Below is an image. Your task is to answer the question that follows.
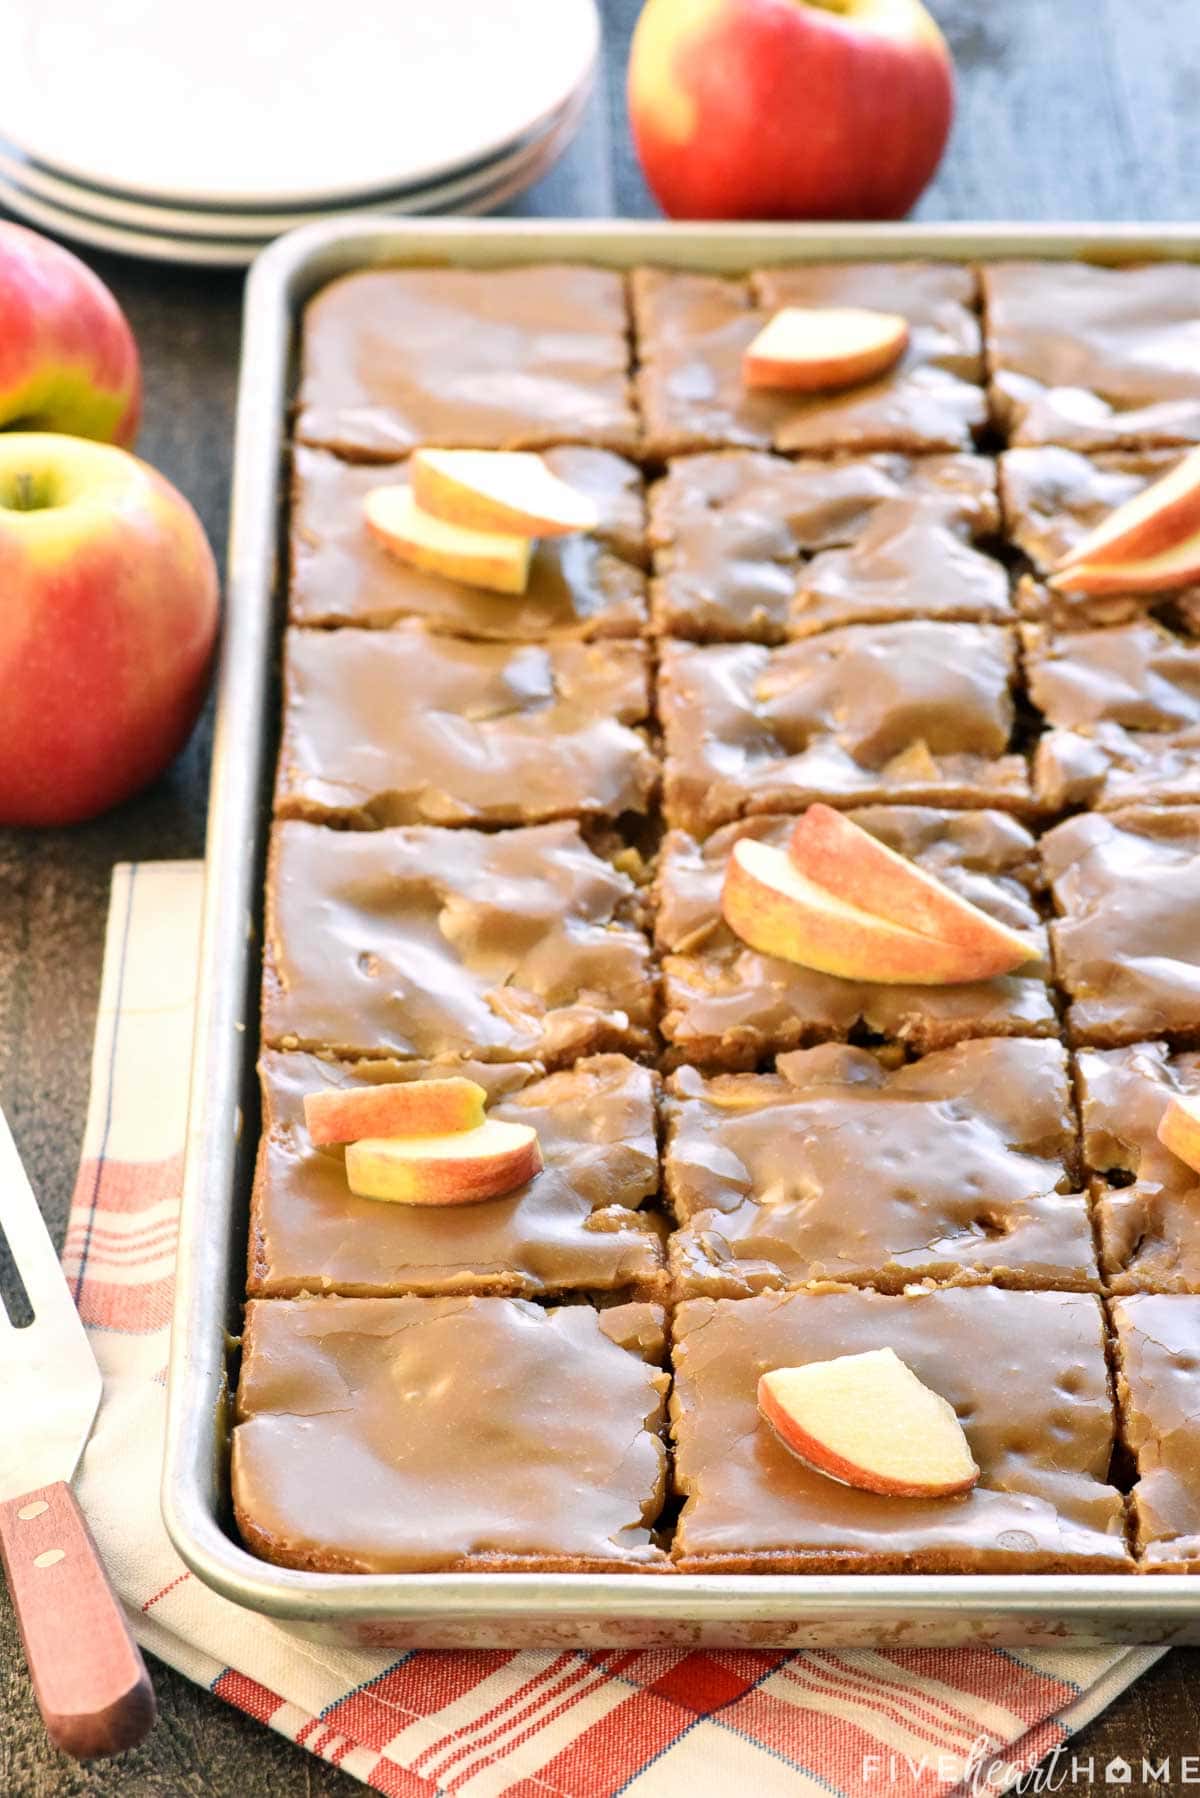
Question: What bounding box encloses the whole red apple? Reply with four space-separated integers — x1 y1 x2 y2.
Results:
0 433 219 826
0 222 141 446
628 0 955 220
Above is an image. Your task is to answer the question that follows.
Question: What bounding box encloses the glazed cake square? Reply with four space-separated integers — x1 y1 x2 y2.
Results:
296 265 638 458
248 1051 666 1299
289 446 649 638
663 1038 1095 1299
632 268 793 460
1042 807 1200 1045
1111 1294 1200 1569
274 625 657 828
232 1296 669 1573
653 808 1054 1067
984 262 1200 450
633 263 984 460
750 261 986 454
670 1286 1129 1572
1024 618 1200 810
1077 1042 1200 1292
262 819 656 1065
648 450 1008 642
660 623 1030 837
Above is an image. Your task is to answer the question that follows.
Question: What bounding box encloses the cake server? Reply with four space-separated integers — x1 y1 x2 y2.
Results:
0 1102 155 1758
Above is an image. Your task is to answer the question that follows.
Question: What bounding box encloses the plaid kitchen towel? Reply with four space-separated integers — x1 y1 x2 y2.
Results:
56 861 1162 1797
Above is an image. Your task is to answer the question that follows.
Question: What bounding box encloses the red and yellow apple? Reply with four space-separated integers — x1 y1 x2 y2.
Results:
720 836 1029 983
788 804 1035 966
411 449 598 538
628 0 954 221
304 1076 487 1147
0 222 141 447
345 1118 543 1205
758 1348 979 1496
1156 1094 1200 1175
364 483 532 594
743 307 909 391
0 433 219 827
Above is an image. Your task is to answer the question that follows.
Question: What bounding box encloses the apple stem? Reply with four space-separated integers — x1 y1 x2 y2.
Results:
4 471 43 513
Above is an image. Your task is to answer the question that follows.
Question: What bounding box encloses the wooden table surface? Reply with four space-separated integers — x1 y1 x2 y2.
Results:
2 1 1199 1789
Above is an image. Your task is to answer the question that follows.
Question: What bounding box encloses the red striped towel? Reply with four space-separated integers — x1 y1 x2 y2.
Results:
60 862 1159 1795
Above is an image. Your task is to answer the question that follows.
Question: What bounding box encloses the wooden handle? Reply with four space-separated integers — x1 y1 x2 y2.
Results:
0 1480 155 1759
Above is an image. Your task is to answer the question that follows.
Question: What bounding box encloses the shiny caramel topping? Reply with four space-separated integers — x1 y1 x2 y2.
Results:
233 1295 670 1573
670 1287 1127 1572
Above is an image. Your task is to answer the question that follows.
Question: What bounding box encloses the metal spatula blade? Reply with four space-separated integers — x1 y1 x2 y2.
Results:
0 1103 155 1759
0 1108 101 1502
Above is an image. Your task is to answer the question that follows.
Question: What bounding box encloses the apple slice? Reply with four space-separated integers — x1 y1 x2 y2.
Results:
344 1117 542 1205
411 449 598 538
1049 524 1200 596
788 804 1035 968
721 837 1028 984
363 485 532 594
304 1076 486 1148
742 306 909 392
758 1349 979 1498
1156 1093 1200 1174
1052 447 1200 574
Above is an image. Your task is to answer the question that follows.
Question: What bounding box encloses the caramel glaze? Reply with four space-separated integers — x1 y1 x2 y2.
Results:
262 819 656 1066
664 1038 1095 1299
649 450 1008 643
653 807 1053 1068
1025 617 1200 810
290 446 648 638
1042 807 1200 1045
275 625 657 828
634 263 984 460
297 265 639 459
670 1287 1129 1572
985 263 1200 450
1111 1295 1200 1568
660 623 1031 837
249 1051 667 1299
232 1296 670 1573
1077 1043 1200 1292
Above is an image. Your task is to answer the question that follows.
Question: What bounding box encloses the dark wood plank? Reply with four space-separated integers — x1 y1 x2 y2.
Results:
4 0 1200 1788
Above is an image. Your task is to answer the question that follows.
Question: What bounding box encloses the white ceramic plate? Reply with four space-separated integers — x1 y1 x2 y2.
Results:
0 0 598 208
0 77 590 239
0 96 586 266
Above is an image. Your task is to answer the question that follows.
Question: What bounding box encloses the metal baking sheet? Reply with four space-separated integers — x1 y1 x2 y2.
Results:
163 217 1200 1647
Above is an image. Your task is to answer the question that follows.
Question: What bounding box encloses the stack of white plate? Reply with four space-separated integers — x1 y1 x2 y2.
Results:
0 0 598 266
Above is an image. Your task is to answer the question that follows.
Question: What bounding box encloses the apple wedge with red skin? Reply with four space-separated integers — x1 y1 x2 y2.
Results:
364 485 532 595
788 804 1035 967
411 449 598 538
721 836 1031 984
1052 447 1200 574
1156 1094 1200 1175
304 1076 487 1148
742 307 909 393
758 1348 979 1498
345 1118 543 1206
1049 528 1200 597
